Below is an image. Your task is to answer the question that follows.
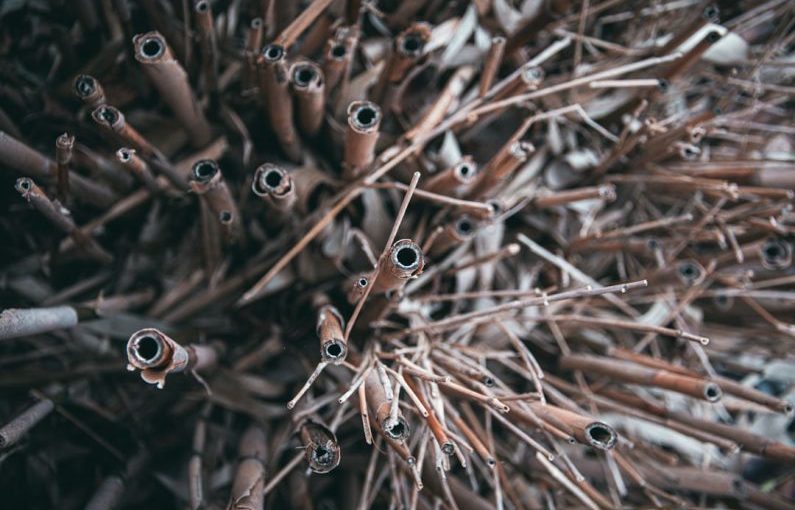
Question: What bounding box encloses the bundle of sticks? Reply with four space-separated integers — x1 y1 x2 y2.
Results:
0 0 794 508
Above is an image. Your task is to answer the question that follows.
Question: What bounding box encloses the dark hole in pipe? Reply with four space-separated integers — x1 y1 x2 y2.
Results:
678 262 700 281
141 38 164 59
265 169 283 188
396 247 418 268
264 44 284 61
386 419 407 439
331 45 346 58
457 218 474 236
401 34 423 54
441 442 455 455
325 342 344 359
354 106 378 128
16 178 32 192
219 211 233 223
703 5 719 21
119 149 132 161
136 336 160 361
99 107 118 124
193 161 217 181
75 75 95 96
195 0 209 12
704 384 721 401
251 18 262 28
458 164 471 177
657 79 670 92
295 66 316 86
706 30 722 43
763 241 785 261
313 444 332 465
358 278 368 287
586 424 615 448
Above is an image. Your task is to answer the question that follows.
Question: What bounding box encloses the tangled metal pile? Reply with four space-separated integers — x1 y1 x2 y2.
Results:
1 0 794 508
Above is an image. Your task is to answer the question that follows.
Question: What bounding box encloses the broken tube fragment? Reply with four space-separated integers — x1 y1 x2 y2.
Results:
190 159 242 244
126 328 219 388
313 295 347 363
134 31 212 148
343 101 381 180
298 419 341 474
367 239 424 295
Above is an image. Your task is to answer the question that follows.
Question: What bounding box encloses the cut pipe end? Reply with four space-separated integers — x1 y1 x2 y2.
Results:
455 216 476 239
74 74 98 98
252 163 291 196
262 43 285 62
384 416 410 441
92 105 121 127
390 240 423 275
127 328 168 369
116 148 134 162
192 159 219 183
308 440 341 473
348 101 381 132
676 260 704 286
291 62 322 89
136 33 166 60
194 0 210 13
703 382 723 402
330 44 346 59
454 159 477 183
321 340 347 363
760 237 792 270
15 177 33 194
585 422 617 450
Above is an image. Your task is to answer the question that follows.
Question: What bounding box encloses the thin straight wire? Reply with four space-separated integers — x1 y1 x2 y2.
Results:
287 361 328 409
517 233 640 317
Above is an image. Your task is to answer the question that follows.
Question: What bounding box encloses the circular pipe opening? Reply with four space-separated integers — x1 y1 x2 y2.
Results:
135 335 161 363
219 211 233 223
331 45 346 58
703 383 722 402
195 0 209 12
400 33 423 55
118 149 132 162
251 18 262 29
351 103 380 130
15 178 32 193
263 44 284 61
456 217 474 237
706 30 722 43
385 417 409 440
312 444 333 465
585 423 616 449
703 5 719 22
358 277 368 287
293 65 316 87
74 75 96 97
441 442 455 455
97 106 118 125
193 160 218 182
324 341 346 360
140 38 164 59
265 169 283 188
395 246 419 269
677 261 701 284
